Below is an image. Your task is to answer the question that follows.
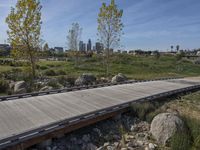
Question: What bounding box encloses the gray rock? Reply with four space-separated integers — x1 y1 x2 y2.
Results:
136 140 144 146
37 139 52 149
87 143 97 150
97 146 104 150
14 81 27 94
111 73 127 83
104 142 110 147
99 77 109 83
107 145 116 150
9 80 15 89
75 73 96 86
150 113 184 145
46 147 51 150
52 146 57 150
148 143 156 150
82 134 91 143
113 142 119 148
39 86 53 92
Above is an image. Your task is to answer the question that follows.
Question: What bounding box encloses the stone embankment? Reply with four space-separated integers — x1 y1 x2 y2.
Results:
29 111 184 150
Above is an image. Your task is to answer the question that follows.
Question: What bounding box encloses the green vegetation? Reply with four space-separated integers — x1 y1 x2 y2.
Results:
130 91 200 150
131 102 158 122
170 130 191 150
0 80 9 94
6 0 42 78
0 54 200 80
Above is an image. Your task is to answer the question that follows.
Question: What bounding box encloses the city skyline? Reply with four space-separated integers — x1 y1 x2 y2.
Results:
0 0 200 51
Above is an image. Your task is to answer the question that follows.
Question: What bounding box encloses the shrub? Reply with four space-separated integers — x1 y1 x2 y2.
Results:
131 102 157 121
0 80 9 93
170 130 191 150
57 76 75 86
183 117 200 149
170 116 200 150
57 69 66 75
44 69 56 76
40 65 48 70
47 79 62 89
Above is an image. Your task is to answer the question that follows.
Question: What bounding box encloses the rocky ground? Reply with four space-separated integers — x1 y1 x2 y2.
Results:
6 73 128 95
30 113 159 150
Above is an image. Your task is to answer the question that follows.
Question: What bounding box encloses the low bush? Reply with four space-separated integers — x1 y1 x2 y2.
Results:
169 116 200 150
170 130 191 150
130 101 164 123
57 75 76 86
131 102 157 121
44 69 56 76
57 69 66 75
183 117 200 149
39 65 48 70
41 65 48 70
0 80 9 93
47 79 62 89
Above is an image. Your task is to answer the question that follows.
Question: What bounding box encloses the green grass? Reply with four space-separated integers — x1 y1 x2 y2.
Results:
1 54 200 80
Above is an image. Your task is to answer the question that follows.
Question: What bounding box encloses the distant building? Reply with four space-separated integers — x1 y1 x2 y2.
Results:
197 51 200 56
95 42 104 54
79 41 84 51
54 47 64 53
83 43 86 51
87 39 92 51
117 50 121 53
0 44 11 56
92 46 96 51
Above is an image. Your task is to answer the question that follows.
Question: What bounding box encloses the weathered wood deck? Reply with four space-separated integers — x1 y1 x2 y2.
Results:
0 77 200 149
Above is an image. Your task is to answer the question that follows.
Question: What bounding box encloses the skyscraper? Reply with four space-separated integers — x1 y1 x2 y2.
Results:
87 39 92 51
83 43 86 51
79 41 84 51
95 42 104 54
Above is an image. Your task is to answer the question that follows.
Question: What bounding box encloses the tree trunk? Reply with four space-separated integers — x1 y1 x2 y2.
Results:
105 48 110 77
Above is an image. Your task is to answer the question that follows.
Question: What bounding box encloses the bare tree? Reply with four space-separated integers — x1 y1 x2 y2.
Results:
67 23 82 66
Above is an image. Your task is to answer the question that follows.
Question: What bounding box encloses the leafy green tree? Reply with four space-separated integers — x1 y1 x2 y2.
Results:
97 0 123 76
6 0 42 79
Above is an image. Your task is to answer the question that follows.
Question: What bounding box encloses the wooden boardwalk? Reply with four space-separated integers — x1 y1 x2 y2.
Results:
0 77 200 148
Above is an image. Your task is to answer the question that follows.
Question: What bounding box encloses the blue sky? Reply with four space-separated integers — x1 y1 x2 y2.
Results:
0 0 200 51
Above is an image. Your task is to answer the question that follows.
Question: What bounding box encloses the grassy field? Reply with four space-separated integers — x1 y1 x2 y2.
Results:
1 54 200 80
37 54 200 79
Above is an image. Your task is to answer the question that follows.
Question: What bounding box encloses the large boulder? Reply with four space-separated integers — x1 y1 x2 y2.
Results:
111 73 127 83
150 113 184 145
14 81 27 94
75 73 96 86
